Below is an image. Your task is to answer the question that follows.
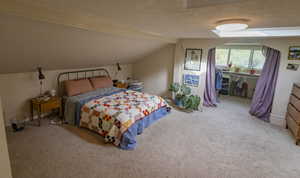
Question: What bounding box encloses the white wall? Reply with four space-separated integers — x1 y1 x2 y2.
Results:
133 44 175 97
173 37 300 127
0 64 132 125
0 98 12 178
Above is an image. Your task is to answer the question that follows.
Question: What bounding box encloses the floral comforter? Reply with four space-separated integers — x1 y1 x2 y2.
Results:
80 90 169 146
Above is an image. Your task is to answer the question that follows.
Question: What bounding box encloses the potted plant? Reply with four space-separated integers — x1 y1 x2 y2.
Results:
169 83 201 111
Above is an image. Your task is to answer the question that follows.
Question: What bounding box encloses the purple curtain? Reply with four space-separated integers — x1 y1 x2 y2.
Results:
249 46 281 122
204 48 217 107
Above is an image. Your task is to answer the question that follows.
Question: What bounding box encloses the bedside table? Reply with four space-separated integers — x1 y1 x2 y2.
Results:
30 96 62 126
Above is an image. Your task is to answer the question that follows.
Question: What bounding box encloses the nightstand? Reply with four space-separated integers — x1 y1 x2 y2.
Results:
30 96 62 126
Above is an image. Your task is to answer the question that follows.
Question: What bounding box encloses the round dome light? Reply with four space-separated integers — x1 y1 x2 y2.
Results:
216 23 248 32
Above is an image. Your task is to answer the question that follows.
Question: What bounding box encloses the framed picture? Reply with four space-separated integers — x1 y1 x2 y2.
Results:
287 63 299 71
183 74 200 87
288 46 300 60
184 48 202 71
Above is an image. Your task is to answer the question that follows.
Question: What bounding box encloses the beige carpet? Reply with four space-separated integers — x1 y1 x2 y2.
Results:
7 96 300 178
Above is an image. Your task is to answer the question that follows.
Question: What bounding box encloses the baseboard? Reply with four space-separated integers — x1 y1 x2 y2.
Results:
270 113 285 127
24 113 52 122
5 113 50 127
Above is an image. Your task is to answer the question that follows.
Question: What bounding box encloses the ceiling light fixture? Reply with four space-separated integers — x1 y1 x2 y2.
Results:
215 19 249 32
216 23 248 32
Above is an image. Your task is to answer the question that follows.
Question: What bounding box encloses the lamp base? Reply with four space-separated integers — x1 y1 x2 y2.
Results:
40 80 43 96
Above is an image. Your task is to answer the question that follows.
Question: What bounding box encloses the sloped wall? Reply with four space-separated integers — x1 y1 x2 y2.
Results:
0 13 168 74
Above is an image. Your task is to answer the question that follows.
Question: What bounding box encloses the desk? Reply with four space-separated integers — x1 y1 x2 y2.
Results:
221 72 259 98
223 71 260 78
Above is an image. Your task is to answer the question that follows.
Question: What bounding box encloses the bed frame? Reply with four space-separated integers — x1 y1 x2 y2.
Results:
57 68 110 96
57 68 110 121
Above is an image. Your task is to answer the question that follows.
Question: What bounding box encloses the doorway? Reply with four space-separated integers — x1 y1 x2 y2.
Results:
215 45 265 108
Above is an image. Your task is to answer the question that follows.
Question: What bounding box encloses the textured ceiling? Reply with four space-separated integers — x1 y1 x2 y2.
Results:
1 0 300 73
2 0 300 39
3 0 299 38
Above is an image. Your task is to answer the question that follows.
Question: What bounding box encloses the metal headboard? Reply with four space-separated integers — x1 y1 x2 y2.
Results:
57 68 110 96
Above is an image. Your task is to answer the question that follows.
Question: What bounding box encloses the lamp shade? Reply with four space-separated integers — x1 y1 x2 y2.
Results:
37 67 45 80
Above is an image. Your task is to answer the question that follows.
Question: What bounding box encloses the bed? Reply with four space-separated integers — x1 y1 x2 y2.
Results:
57 68 171 150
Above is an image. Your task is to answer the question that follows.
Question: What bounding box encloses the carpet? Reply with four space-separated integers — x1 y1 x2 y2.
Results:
6 96 300 178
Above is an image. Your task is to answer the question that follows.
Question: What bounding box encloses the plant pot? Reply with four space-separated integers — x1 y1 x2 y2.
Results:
174 98 183 108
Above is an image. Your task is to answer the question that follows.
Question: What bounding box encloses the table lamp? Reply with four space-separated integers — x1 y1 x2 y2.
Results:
37 67 45 96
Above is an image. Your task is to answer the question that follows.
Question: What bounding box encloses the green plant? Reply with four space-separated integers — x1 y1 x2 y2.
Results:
169 83 201 111
184 95 201 110
180 84 191 96
169 83 180 93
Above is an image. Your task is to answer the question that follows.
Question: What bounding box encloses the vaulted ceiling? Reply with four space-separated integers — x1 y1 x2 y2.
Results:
1 0 300 73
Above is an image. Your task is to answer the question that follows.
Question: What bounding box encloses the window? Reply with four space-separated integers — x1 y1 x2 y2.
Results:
216 47 265 71
230 49 252 68
215 48 229 66
252 50 265 70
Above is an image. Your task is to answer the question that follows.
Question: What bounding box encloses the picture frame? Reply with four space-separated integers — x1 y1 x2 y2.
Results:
288 46 300 60
183 74 200 87
184 48 202 71
287 63 299 71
